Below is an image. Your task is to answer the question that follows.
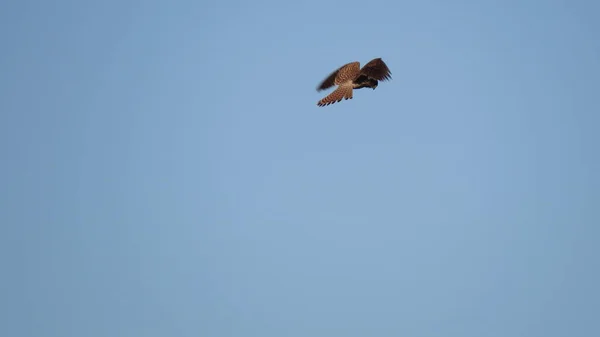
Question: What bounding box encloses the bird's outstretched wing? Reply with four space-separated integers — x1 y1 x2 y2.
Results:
316 62 360 91
359 58 392 81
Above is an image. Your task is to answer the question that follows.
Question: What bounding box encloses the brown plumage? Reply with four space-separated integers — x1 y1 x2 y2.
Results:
316 58 392 107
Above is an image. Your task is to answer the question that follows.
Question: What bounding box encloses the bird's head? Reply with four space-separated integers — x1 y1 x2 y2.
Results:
370 79 378 89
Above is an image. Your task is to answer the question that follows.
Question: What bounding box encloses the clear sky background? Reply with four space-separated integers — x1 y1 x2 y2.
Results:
1 0 599 336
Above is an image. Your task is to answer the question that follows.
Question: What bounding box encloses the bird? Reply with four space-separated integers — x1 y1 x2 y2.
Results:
315 58 392 107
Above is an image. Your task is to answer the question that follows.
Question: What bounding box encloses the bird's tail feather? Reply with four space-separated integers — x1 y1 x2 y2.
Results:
317 84 353 107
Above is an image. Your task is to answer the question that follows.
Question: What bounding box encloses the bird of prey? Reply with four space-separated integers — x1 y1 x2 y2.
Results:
315 58 392 107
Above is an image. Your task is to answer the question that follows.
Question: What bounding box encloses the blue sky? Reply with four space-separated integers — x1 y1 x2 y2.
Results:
1 0 599 336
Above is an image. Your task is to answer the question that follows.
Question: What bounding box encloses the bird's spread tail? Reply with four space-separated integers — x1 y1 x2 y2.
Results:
317 84 353 107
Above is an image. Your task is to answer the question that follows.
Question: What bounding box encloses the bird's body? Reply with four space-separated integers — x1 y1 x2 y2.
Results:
316 58 392 107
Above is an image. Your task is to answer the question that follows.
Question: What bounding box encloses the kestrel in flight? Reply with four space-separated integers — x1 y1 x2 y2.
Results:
316 58 392 107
